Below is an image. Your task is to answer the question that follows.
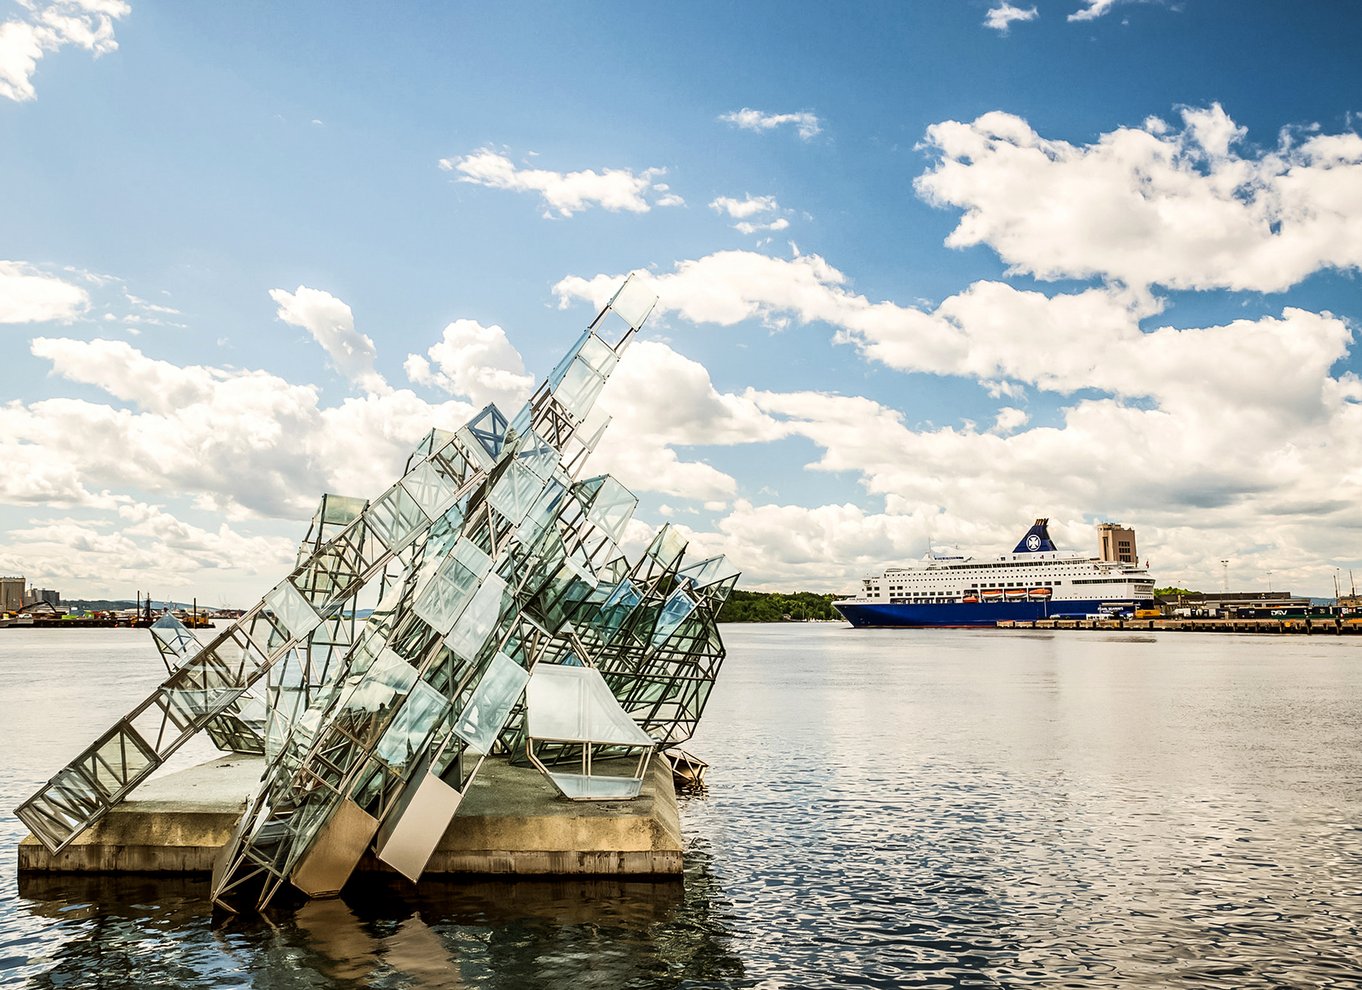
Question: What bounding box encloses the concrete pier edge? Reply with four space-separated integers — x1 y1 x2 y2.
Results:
18 753 684 880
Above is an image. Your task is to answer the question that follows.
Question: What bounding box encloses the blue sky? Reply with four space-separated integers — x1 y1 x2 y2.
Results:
3 0 1362 603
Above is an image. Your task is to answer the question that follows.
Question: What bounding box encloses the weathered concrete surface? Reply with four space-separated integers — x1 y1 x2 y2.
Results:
18 754 682 879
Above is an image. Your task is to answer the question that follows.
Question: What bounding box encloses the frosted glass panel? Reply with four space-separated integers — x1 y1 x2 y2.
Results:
452 651 528 753
376 678 449 770
412 554 479 635
444 572 507 662
608 277 657 330
526 663 653 746
400 459 460 519
266 580 323 639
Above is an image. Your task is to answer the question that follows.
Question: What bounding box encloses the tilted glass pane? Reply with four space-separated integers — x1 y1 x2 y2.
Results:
339 648 417 715
514 429 560 482
575 333 620 377
652 587 697 646
645 524 688 572
553 357 606 421
444 572 508 663
412 553 479 635
150 614 198 659
586 476 638 544
608 276 658 331
400 459 460 519
375 678 449 771
266 580 323 639
367 484 431 550
487 460 542 525
452 651 528 754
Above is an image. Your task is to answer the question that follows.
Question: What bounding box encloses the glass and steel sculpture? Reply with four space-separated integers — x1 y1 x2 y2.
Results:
14 276 739 914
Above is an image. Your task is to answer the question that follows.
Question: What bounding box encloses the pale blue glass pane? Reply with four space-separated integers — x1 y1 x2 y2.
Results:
444 572 507 662
586 476 637 544
575 334 619 376
412 553 479 635
487 461 542 524
452 651 528 753
266 580 323 639
400 459 460 519
375 678 449 770
553 357 605 420
340 648 416 714
367 484 431 550
652 588 696 646
608 276 658 330
452 537 493 581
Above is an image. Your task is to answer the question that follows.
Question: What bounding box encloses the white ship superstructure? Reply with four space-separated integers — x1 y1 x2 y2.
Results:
834 519 1155 628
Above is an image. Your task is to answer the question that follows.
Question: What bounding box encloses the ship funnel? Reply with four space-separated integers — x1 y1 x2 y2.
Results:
1013 518 1057 554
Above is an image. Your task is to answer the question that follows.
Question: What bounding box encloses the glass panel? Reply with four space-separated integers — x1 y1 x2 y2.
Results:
453 536 493 580
645 524 688 572
322 494 368 526
444 572 507 662
514 429 560 481
452 651 528 753
652 588 697 646
400 459 460 519
575 333 619 376
487 460 542 525
553 357 606 421
412 552 480 635
339 648 417 716
526 663 653 745
150 613 198 659
608 276 658 331
375 678 449 772
266 580 324 639
585 476 638 544
366 484 430 550
677 554 741 590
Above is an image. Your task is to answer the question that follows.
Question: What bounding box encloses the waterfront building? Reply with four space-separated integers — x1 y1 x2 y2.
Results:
24 588 60 606
0 577 25 612
1097 523 1138 564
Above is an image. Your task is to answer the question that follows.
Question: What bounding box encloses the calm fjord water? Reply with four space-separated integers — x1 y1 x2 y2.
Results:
1 624 1359 988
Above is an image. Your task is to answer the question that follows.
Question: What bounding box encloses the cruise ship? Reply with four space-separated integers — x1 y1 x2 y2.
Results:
833 519 1155 628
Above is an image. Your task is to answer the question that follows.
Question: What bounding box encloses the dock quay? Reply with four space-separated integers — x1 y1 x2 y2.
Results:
998 617 1362 634
18 754 683 880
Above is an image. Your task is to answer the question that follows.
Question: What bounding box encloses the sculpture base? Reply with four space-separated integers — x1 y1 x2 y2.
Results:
17 754 683 880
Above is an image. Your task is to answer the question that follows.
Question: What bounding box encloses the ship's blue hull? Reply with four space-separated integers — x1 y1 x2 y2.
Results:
835 598 1152 628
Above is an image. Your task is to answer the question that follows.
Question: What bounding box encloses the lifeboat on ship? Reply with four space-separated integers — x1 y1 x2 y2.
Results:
962 594 980 604
1028 587 1052 599
1004 588 1028 600
981 589 1004 601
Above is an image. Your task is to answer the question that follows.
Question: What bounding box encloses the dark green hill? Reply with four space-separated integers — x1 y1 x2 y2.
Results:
717 590 844 623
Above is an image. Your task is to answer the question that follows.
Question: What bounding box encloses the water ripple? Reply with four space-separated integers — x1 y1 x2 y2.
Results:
2 626 1361 987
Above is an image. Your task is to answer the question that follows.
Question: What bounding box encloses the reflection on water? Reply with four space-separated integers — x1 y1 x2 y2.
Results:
3 626 1362 987
13 859 740 989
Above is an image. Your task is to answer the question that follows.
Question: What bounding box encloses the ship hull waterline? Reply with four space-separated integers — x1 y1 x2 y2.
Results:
834 599 1153 629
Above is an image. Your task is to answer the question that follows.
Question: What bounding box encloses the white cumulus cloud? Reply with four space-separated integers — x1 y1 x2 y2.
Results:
984 3 1038 32
718 108 822 141
0 260 89 322
404 318 534 412
915 104 1362 292
709 194 793 236
0 0 129 103
270 285 389 395
438 148 682 218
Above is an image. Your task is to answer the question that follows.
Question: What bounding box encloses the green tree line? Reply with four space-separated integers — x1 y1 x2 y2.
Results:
717 590 842 622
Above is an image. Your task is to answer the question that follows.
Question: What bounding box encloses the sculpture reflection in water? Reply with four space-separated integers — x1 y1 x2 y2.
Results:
14 276 738 915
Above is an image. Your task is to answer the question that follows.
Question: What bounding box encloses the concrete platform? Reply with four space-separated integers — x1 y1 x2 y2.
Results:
18 754 683 879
